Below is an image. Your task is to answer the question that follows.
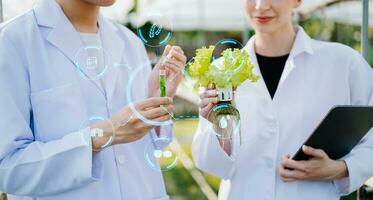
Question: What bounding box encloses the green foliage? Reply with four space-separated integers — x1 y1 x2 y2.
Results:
163 165 208 199
188 46 215 88
187 46 260 89
162 145 220 200
340 192 357 200
0 193 6 200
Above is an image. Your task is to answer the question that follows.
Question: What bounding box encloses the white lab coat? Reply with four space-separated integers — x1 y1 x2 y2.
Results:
0 0 171 199
192 27 373 200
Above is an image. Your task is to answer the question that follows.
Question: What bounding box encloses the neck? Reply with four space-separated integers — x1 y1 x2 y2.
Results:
56 0 100 33
254 24 296 57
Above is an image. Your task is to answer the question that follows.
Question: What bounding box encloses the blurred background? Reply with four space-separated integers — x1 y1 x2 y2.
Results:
0 0 372 200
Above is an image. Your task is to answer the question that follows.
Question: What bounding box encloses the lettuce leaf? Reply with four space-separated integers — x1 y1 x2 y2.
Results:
187 46 259 89
188 46 214 78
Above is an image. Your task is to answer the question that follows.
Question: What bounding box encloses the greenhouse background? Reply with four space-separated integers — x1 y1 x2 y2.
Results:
0 0 372 200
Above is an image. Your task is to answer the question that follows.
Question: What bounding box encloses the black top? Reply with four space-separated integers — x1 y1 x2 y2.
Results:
256 53 289 99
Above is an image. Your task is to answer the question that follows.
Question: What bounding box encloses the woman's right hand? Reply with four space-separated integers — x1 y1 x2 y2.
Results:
91 97 173 151
199 84 219 120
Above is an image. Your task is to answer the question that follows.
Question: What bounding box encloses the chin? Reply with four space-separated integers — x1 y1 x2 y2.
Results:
252 24 276 34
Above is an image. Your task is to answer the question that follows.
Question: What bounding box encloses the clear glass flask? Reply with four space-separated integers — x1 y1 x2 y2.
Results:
207 84 241 156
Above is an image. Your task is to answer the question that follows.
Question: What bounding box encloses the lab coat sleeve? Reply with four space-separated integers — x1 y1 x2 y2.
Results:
151 124 174 149
0 33 102 196
333 53 373 195
192 116 236 179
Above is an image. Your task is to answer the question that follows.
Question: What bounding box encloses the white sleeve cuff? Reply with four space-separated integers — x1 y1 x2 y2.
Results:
151 123 174 149
192 116 236 179
333 156 355 195
91 152 103 180
333 177 351 195
80 128 103 181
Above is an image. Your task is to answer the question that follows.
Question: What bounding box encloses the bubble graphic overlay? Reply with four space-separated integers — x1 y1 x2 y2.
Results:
79 116 115 151
137 13 173 47
205 107 242 141
212 39 244 61
183 39 244 91
73 45 111 81
144 137 178 172
126 61 173 126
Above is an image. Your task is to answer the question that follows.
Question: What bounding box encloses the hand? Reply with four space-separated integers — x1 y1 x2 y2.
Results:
91 97 174 151
199 83 219 120
199 83 236 121
148 45 187 98
279 145 348 182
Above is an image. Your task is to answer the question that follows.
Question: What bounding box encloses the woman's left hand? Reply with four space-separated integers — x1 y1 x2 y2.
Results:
279 145 349 182
148 45 187 98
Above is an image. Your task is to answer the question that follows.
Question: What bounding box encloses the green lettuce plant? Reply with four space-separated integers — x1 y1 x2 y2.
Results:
187 46 260 89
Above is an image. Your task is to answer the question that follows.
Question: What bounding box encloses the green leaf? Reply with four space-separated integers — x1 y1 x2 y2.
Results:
187 46 259 89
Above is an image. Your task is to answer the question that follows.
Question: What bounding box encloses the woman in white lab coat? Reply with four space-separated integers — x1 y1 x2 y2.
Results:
0 0 186 199
193 0 373 200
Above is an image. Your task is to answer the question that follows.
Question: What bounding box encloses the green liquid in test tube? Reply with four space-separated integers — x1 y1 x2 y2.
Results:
160 70 167 97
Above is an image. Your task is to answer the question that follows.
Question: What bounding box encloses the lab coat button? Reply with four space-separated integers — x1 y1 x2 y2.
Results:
116 155 125 164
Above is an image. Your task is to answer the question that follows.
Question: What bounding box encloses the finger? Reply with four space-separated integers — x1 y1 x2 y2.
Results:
142 105 174 119
279 165 297 182
279 164 307 180
284 170 307 180
138 122 156 131
282 177 297 182
199 97 218 108
170 46 184 54
167 60 185 70
280 154 291 168
199 90 217 99
163 62 183 74
200 103 215 117
136 97 173 110
281 154 290 161
142 107 170 120
152 113 172 122
199 97 218 109
207 90 218 97
281 157 308 172
302 145 327 159
143 103 175 112
208 83 216 90
161 105 174 117
166 71 183 84
168 50 187 64
162 45 172 57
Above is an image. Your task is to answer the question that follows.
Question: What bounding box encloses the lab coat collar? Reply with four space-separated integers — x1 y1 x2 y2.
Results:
34 0 125 104
34 0 83 66
289 26 314 58
97 15 125 103
244 26 314 100
245 26 314 60
34 0 60 28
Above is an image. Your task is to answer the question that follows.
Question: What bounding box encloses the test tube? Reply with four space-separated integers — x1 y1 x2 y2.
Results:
158 69 168 139
159 70 167 97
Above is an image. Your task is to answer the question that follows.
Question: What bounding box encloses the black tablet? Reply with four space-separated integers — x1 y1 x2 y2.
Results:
292 106 373 161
